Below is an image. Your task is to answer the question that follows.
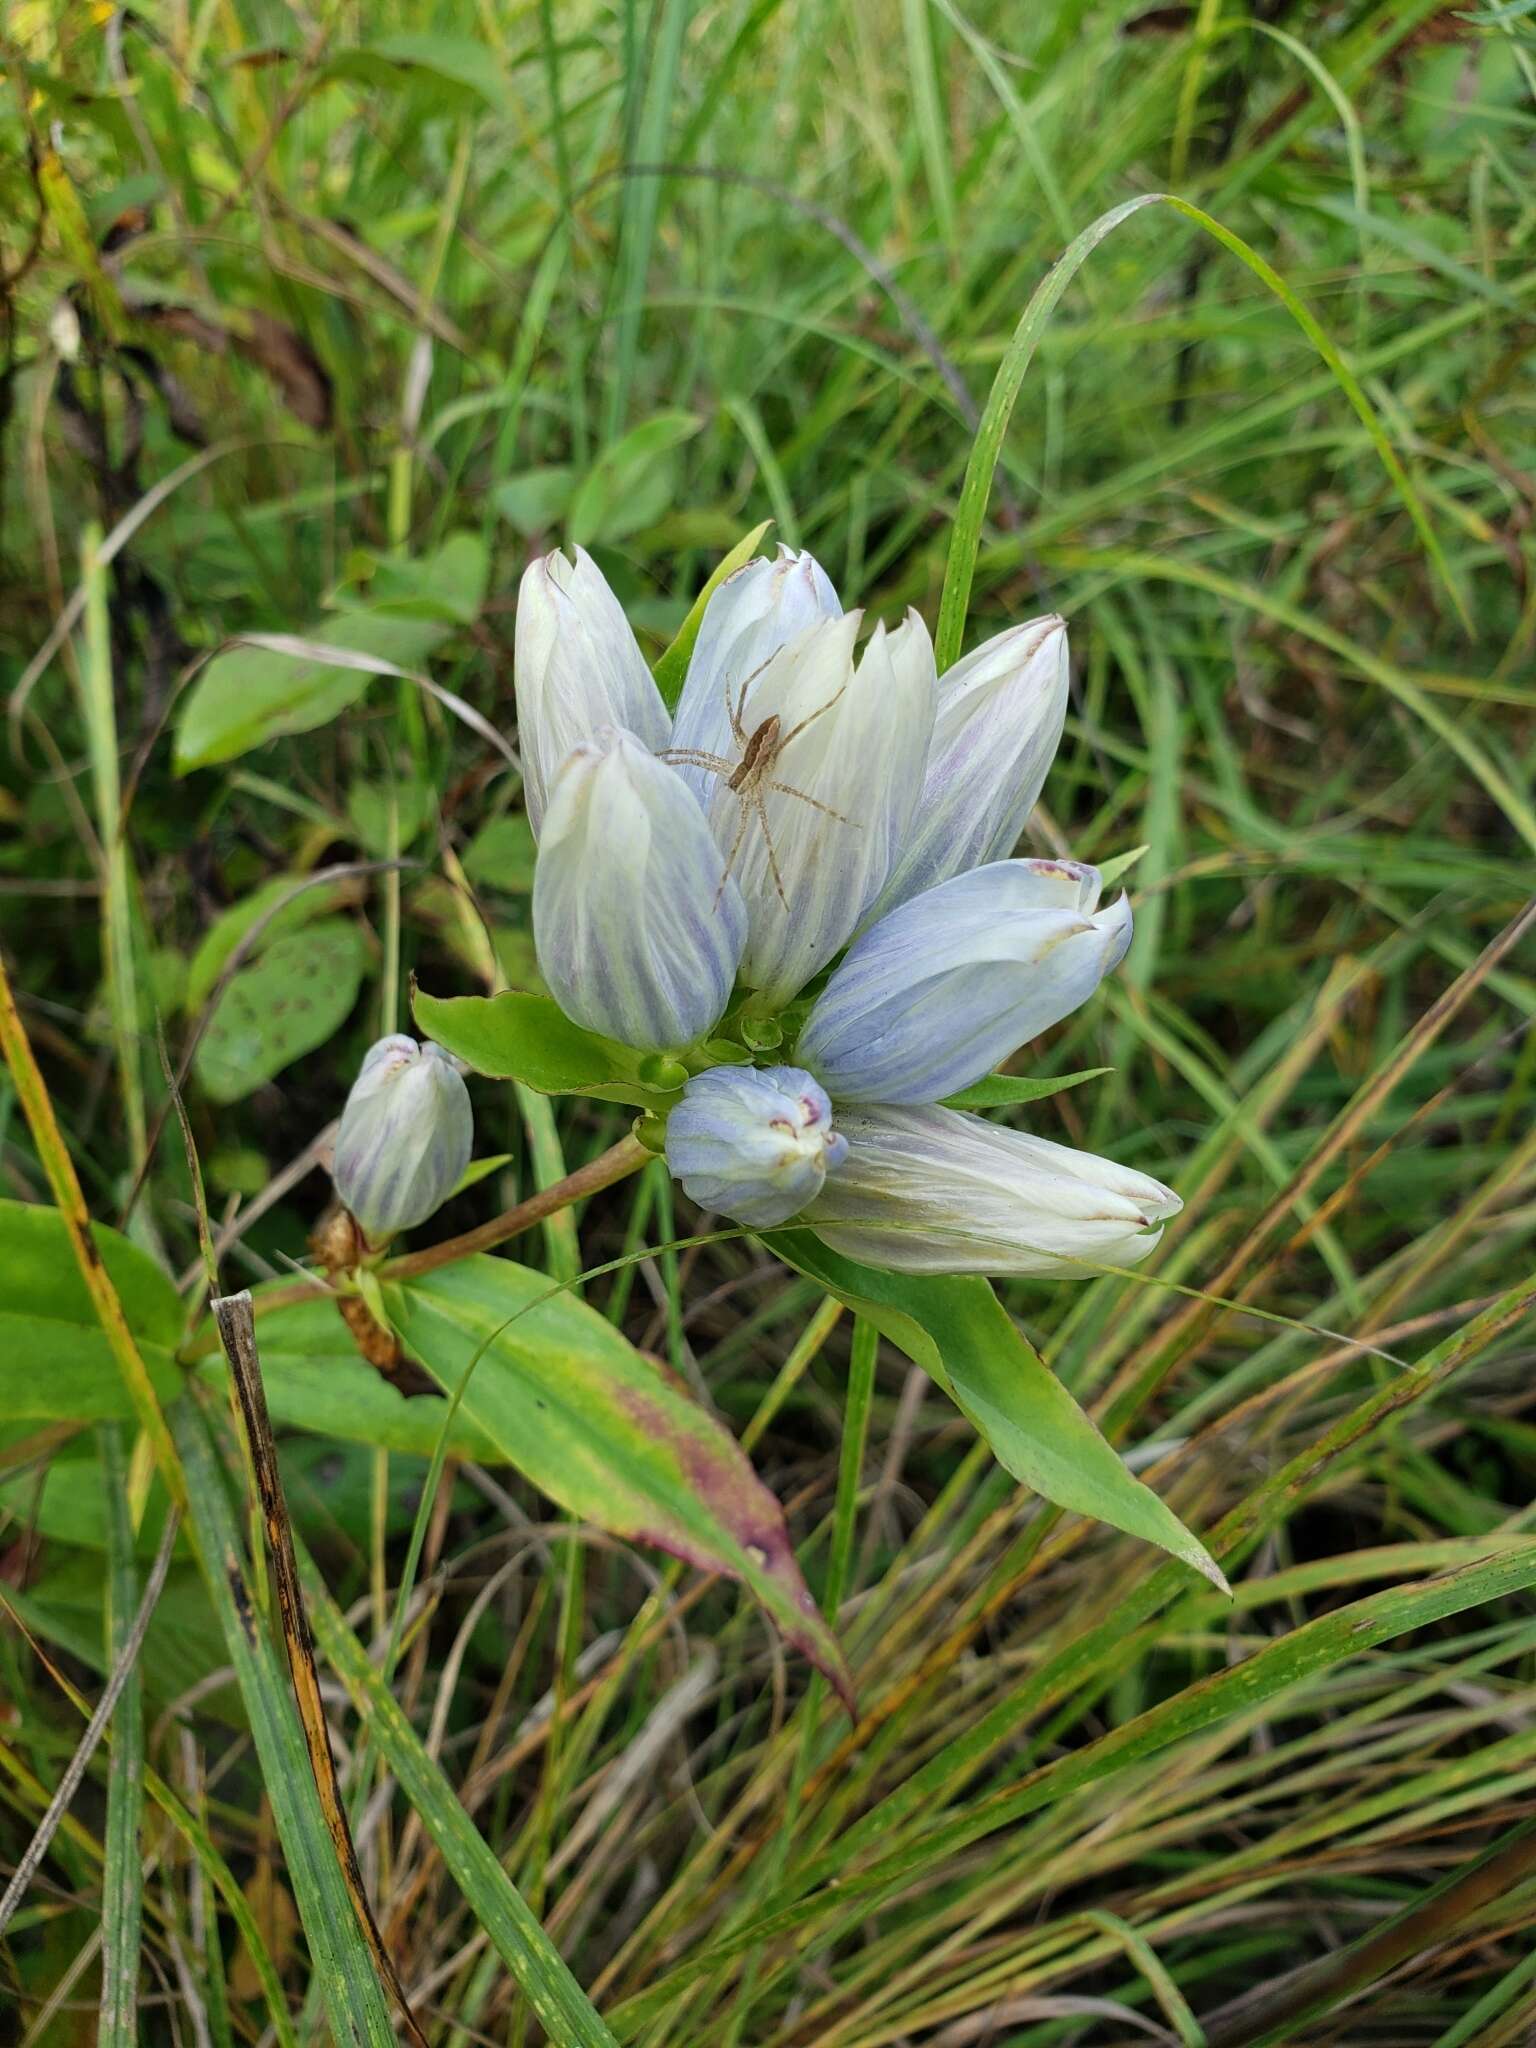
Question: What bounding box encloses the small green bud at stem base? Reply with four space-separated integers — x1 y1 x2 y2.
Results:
639 1053 690 1092
633 1110 670 1155
692 1037 754 1071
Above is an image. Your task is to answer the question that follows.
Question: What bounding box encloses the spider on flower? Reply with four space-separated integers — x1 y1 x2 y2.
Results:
659 658 859 909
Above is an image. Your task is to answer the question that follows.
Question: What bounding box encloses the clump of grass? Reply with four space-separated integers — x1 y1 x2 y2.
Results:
2 4 1534 2043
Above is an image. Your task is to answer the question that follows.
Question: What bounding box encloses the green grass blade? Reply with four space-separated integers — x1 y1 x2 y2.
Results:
81 526 146 1174
97 1424 145 2047
1048 545 1536 855
900 0 956 250
298 1545 621 2047
172 1396 399 2048
604 0 690 438
610 1541 1536 2029
936 190 1469 673
1159 194 1471 632
827 1317 879 1618
935 193 1161 669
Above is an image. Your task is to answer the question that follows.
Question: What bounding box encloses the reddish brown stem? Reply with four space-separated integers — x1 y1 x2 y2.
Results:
381 1131 650 1280
188 1131 653 1352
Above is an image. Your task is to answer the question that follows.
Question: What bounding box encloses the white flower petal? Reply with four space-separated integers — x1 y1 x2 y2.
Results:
807 1103 1180 1276
533 728 746 1051
332 1036 474 1245
715 608 936 1006
514 546 670 834
665 1064 848 1228
668 546 841 808
798 860 1131 1105
871 614 1068 918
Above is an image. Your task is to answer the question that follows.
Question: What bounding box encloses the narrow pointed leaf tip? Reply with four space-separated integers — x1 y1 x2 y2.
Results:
652 517 776 710
773 1234 1229 1595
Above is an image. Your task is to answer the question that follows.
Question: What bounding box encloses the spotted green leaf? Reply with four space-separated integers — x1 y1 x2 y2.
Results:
194 918 366 1103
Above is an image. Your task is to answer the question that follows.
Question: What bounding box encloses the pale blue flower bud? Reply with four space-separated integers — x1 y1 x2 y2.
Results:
869 615 1069 920
533 727 747 1052
669 546 841 810
798 858 1132 1106
806 1104 1179 1276
515 546 670 835
332 1035 473 1245
704 608 935 1007
666 1064 848 1228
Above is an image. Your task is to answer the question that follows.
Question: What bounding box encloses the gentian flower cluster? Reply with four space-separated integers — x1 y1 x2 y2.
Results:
514 543 1181 1278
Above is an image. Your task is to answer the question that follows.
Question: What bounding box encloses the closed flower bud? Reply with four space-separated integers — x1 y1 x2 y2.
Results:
666 1064 849 1228
798 859 1132 1106
806 1104 1180 1277
870 615 1069 920
515 546 670 835
706 608 935 1007
533 727 747 1052
669 546 842 810
332 1035 473 1246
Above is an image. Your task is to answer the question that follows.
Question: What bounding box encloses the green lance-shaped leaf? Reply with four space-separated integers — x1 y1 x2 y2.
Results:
651 518 774 711
413 985 682 1110
939 1066 1111 1111
772 1232 1227 1593
199 1295 504 1462
385 1258 854 1709
174 609 450 772
0 1202 499 1466
0 1198 183 1423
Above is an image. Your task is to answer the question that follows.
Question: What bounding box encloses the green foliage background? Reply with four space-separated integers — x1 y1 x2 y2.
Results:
2 1 1535 2041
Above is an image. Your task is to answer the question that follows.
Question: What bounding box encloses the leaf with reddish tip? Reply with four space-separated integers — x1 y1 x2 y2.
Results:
384 1258 853 1711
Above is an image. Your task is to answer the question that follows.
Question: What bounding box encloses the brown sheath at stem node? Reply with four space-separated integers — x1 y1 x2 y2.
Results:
308 1201 434 1392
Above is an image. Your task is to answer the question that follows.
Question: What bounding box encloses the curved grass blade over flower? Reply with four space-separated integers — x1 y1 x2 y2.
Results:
869 615 1070 919
799 859 1131 1106
806 1103 1180 1276
532 728 746 1052
669 545 841 808
935 191 1464 674
332 1035 474 1245
666 1065 847 1227
514 546 669 833
716 608 936 1006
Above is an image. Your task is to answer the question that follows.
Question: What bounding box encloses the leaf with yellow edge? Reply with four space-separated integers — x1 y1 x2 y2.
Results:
652 520 774 710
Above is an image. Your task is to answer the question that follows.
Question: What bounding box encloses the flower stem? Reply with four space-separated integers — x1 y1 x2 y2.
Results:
189 1131 651 1352
383 1131 650 1282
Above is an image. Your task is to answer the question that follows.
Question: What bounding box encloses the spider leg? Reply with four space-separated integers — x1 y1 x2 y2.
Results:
727 651 777 747
727 672 749 749
714 802 751 910
775 682 848 751
753 786 790 909
768 780 858 826
659 748 735 773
